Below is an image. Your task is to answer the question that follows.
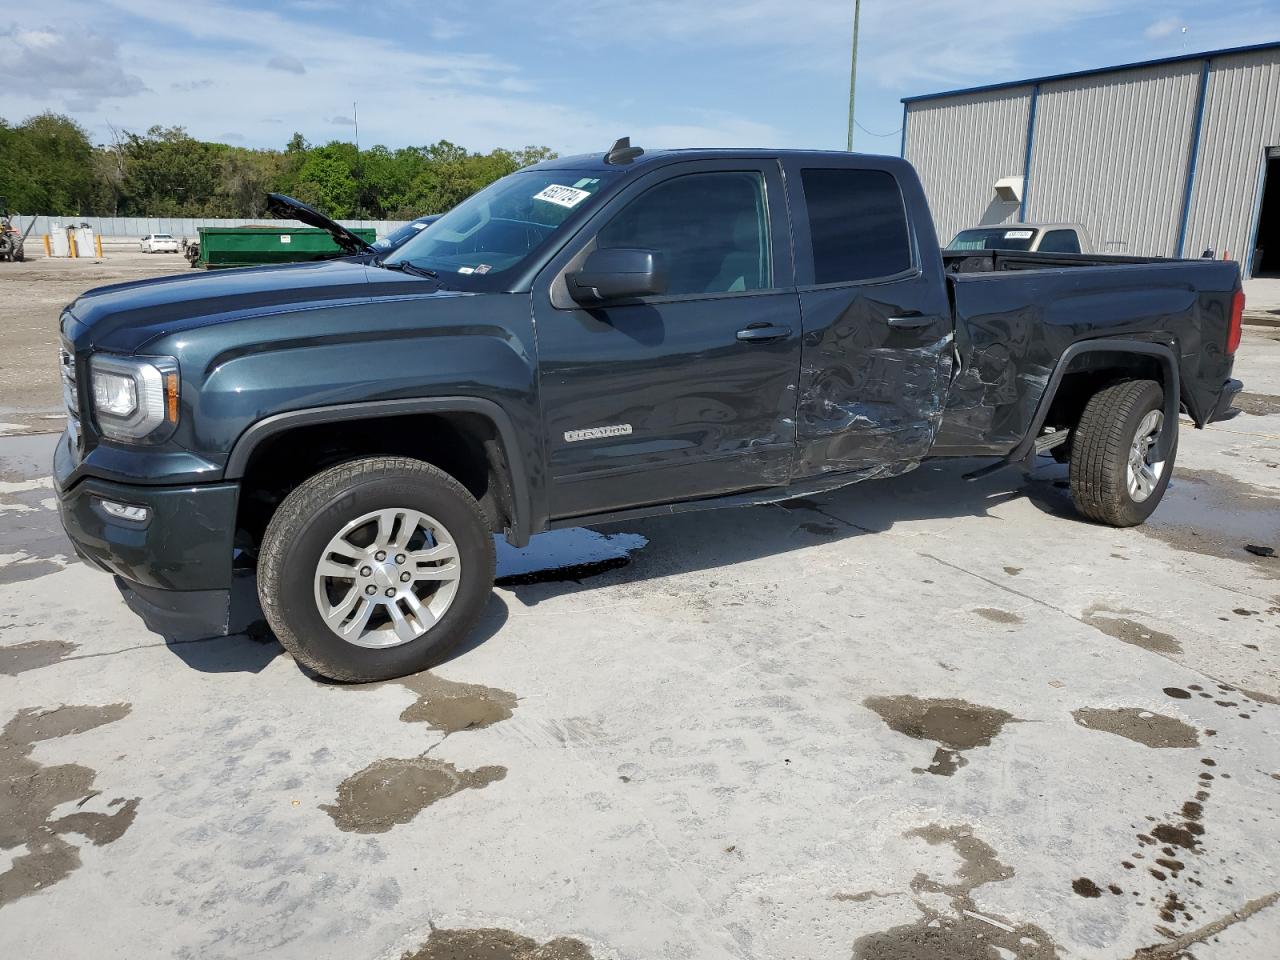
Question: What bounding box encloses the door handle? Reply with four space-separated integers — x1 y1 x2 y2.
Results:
736 322 792 343
886 314 941 329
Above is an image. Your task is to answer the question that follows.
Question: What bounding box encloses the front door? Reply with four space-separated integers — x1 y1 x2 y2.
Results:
533 160 801 520
780 158 954 477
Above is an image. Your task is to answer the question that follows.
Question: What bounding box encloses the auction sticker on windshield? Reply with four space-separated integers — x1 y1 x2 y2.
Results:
1004 230 1034 239
534 184 592 208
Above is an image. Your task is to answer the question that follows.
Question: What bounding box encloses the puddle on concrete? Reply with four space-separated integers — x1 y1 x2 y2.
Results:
1072 877 1103 898
1142 469 1280 579
395 672 517 733
350 671 518 735
864 696 1018 776
1241 687 1280 706
320 757 505 834
0 559 65 586
973 607 1023 625
0 639 77 676
1071 708 1199 748
493 529 647 586
403 926 594 959
0 703 136 906
1232 392 1280 417
851 824 1059 960
1082 606 1181 654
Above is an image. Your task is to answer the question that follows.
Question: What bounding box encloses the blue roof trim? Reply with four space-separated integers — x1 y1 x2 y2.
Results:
901 40 1280 104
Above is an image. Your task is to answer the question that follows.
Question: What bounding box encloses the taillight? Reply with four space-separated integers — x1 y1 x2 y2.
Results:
1227 289 1244 354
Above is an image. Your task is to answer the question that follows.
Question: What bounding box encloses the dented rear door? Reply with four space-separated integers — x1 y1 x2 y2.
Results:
782 157 953 479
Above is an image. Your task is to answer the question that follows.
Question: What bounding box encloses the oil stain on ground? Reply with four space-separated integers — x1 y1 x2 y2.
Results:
320 757 505 834
850 824 1059 959
1071 707 1199 748
864 696 1018 776
0 703 137 906
402 926 594 959
973 608 1023 625
1082 606 1181 655
0 639 77 676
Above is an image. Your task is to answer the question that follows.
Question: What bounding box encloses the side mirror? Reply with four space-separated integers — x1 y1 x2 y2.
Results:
567 248 667 304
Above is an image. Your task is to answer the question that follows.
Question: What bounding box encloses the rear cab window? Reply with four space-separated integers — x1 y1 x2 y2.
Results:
947 227 1039 252
1038 229 1081 254
798 168 913 285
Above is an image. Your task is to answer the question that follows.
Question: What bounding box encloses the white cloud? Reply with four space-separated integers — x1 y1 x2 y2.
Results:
2 21 146 109
1145 16 1184 39
267 54 306 75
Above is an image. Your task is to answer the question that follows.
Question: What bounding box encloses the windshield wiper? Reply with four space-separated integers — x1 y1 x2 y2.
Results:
374 257 440 281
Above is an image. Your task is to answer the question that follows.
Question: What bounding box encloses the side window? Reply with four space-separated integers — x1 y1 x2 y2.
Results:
1039 229 1081 254
597 172 770 296
799 168 911 284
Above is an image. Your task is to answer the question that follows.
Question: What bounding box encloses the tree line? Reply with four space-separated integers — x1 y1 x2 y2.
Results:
0 112 556 219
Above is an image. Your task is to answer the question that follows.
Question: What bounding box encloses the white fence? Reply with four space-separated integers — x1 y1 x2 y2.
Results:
12 215 412 240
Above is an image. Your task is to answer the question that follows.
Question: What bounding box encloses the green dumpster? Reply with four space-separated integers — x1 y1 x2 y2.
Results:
195 225 376 268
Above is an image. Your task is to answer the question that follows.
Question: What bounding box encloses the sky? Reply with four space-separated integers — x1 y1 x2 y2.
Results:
4 0 1280 157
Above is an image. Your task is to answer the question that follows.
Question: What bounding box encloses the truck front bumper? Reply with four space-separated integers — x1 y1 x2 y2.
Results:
54 434 241 640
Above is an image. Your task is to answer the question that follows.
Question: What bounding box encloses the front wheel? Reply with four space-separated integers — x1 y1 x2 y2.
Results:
1068 379 1176 527
257 456 496 682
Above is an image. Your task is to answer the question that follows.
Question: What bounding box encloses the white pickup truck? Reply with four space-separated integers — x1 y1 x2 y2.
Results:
139 233 181 254
946 222 1093 254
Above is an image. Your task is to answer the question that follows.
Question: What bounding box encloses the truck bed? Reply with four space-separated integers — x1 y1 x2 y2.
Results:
932 252 1241 455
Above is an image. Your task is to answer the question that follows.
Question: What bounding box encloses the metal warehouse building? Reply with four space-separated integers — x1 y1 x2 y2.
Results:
900 41 1280 276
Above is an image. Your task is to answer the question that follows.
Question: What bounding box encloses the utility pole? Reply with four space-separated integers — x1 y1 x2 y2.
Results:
352 100 362 222
846 0 861 152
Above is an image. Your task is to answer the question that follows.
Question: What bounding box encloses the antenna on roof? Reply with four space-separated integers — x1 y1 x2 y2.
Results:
605 136 644 164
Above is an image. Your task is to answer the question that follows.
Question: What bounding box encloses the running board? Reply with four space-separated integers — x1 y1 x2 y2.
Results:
1034 428 1070 454
963 429 1070 481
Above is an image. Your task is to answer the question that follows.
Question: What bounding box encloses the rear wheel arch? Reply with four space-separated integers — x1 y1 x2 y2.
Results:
228 398 531 553
1020 339 1182 461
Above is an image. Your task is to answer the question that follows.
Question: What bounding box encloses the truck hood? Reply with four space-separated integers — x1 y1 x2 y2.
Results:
63 258 460 352
267 193 373 254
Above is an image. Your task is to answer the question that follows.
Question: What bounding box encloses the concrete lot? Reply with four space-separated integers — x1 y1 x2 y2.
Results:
1 256 1279 959
0 245 189 434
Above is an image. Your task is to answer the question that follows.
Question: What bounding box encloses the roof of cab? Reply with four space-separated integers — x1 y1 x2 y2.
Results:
526 147 903 173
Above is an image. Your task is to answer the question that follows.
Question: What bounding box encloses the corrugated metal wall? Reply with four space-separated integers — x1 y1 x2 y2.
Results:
1183 48 1280 265
1026 62 1201 256
903 86 1032 244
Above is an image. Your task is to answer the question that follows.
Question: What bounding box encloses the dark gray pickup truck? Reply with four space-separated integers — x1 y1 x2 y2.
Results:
54 140 1245 681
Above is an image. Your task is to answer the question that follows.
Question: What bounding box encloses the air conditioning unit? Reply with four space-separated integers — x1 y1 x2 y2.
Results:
994 176 1024 202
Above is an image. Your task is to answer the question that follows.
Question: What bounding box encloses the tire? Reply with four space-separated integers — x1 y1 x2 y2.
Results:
257 456 496 682
1068 379 1177 527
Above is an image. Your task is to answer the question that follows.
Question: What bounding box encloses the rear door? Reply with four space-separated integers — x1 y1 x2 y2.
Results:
532 159 801 520
780 157 953 478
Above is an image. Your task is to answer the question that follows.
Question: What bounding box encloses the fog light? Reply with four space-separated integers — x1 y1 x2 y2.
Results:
98 499 149 522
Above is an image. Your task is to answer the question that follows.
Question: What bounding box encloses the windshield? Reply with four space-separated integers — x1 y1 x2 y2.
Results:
153 234 173 240
372 217 438 251
385 169 615 282
947 227 1039 251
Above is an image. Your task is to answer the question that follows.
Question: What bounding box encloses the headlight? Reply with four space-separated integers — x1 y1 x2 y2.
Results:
89 354 180 442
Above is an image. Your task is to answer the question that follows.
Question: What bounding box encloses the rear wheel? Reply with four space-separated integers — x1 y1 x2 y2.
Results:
1068 379 1176 527
257 456 496 682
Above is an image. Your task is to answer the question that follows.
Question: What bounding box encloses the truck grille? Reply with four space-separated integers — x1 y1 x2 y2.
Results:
60 344 81 448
